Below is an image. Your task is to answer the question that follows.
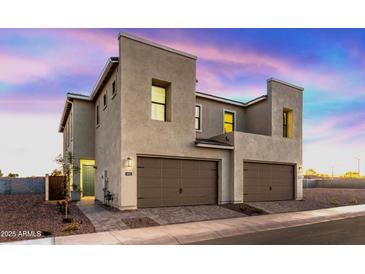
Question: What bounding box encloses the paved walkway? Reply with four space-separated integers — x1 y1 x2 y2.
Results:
77 200 244 232
8 204 365 245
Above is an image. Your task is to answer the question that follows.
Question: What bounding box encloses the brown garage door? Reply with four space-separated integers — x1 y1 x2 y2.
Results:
243 162 294 202
138 157 218 208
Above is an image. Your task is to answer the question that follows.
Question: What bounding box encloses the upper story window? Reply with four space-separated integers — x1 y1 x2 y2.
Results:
151 85 166 121
283 109 293 138
195 104 202 131
69 111 72 141
112 81 116 96
96 105 100 126
103 93 107 109
64 124 68 147
224 110 235 133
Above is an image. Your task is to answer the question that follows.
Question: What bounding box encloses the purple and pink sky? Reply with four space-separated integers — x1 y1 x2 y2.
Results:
0 28 364 176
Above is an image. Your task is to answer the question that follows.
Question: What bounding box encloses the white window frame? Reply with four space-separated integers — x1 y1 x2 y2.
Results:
195 104 203 132
222 109 236 133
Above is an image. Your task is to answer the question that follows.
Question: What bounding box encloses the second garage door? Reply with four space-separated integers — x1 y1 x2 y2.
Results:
137 157 218 208
243 162 294 202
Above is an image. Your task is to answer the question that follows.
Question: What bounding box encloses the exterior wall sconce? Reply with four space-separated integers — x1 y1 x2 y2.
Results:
127 157 133 168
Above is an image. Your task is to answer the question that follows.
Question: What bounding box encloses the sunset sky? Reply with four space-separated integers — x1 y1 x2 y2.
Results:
0 28 364 176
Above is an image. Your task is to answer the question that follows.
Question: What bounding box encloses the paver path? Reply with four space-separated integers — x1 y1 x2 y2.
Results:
77 200 245 232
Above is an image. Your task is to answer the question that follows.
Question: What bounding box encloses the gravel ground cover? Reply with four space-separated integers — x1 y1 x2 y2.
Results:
221 203 267 216
0 194 95 243
246 188 365 214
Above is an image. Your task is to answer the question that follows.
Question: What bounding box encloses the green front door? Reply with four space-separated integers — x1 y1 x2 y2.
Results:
82 165 95 196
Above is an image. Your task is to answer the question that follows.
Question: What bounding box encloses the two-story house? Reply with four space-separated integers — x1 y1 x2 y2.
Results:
59 33 303 210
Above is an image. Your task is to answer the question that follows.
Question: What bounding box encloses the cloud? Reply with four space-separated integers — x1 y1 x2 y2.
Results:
304 109 365 146
0 96 64 114
0 29 118 86
0 53 52 84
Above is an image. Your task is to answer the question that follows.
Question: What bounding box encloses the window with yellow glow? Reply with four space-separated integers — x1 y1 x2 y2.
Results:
151 85 166 121
224 111 234 133
283 109 293 138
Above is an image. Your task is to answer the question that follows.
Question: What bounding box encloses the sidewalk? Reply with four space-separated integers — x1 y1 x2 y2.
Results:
6 204 365 245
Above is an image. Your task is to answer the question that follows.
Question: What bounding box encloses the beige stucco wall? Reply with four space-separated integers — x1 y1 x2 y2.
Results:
196 97 245 139
71 99 95 188
244 99 270 135
118 35 233 210
231 80 303 202
94 68 122 205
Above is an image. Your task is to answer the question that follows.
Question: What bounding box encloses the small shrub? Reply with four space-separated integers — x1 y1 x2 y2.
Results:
329 197 339 206
62 222 80 232
251 207 264 214
41 231 52 236
240 204 264 215
349 197 358 205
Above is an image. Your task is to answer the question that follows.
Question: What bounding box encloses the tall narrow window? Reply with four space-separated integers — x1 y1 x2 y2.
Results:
151 85 166 121
70 111 72 141
96 105 100 126
283 109 293 138
112 81 116 96
195 105 202 131
224 111 235 133
103 93 107 109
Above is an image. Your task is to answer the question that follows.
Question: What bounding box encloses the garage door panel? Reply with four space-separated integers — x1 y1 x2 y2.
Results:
162 168 179 178
162 178 180 188
197 169 217 177
182 187 216 196
139 198 163 208
181 178 216 188
139 157 161 168
180 160 200 169
180 168 200 177
244 162 294 202
162 159 180 168
138 157 218 208
199 161 217 169
139 187 162 198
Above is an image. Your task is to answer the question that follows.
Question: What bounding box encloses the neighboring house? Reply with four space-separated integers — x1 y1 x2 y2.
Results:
59 33 303 210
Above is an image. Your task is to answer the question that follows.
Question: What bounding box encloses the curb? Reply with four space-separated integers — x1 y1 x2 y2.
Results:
4 204 365 245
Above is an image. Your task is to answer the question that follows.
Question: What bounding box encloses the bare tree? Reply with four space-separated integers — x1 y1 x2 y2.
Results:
55 152 80 221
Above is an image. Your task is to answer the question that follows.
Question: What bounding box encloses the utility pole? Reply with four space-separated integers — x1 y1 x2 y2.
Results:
331 166 334 180
355 158 360 175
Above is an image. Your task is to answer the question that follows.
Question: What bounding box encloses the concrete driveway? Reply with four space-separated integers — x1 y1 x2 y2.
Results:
77 200 245 232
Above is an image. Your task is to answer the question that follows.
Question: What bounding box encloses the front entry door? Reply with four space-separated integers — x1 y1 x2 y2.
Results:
82 165 95 196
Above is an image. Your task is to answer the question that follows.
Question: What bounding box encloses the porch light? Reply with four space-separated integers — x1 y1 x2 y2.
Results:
127 157 133 168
